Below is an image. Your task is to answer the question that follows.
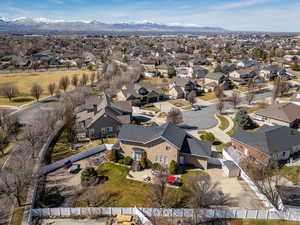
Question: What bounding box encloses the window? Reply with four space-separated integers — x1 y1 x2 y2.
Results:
101 128 106 134
155 155 168 164
166 146 171 151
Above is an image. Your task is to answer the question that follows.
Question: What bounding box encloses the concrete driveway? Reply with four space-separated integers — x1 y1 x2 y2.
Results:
182 105 218 130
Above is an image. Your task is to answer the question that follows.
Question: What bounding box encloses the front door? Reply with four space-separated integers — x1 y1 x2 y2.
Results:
179 156 184 165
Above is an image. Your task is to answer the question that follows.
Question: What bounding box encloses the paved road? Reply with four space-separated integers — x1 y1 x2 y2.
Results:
182 90 273 130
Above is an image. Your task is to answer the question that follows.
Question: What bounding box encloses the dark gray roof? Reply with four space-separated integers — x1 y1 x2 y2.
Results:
223 160 239 170
232 125 300 155
119 122 211 157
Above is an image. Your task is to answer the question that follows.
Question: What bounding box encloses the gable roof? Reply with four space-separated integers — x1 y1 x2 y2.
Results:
205 72 225 80
119 122 211 157
232 125 300 155
256 103 300 123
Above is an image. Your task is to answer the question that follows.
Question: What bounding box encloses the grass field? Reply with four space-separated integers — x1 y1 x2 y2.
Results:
198 92 216 101
216 114 230 131
281 166 300 185
169 99 191 107
10 207 25 225
0 70 92 106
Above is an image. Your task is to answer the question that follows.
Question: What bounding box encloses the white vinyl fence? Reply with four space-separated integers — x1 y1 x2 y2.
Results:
30 207 300 222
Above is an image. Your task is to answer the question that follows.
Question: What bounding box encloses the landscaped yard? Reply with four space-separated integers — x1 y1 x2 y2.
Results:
169 99 190 107
281 166 300 185
0 70 92 106
157 112 167 118
198 92 216 101
49 129 117 163
216 114 230 131
95 163 151 207
141 105 160 112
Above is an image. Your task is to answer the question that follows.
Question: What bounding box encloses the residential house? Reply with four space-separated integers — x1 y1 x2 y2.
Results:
255 103 300 128
118 122 212 169
229 68 257 80
76 94 132 140
116 83 164 106
204 72 226 85
169 77 203 98
231 125 300 165
156 64 169 77
260 65 282 80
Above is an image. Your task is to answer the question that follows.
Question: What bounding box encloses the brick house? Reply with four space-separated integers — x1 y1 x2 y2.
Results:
231 125 300 165
118 123 212 169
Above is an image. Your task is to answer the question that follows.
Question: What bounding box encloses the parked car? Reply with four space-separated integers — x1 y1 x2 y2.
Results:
192 105 202 111
167 176 182 186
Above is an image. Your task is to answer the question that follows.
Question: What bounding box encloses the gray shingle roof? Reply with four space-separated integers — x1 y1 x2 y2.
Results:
119 122 211 157
232 125 300 155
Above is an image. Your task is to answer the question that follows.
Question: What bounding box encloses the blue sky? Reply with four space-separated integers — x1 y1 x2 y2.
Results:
1 0 300 32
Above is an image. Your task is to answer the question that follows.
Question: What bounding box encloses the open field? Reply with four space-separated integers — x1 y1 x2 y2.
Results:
0 70 93 106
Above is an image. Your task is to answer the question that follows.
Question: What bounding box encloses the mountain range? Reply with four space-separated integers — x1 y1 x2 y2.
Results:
0 17 227 32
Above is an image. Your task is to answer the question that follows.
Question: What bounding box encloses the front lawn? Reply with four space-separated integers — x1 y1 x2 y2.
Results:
216 114 230 131
141 105 160 112
169 99 190 107
198 92 216 101
281 166 300 185
95 163 151 207
158 112 167 118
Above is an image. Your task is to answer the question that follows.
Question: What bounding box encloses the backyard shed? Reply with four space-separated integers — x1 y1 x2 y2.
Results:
222 160 240 177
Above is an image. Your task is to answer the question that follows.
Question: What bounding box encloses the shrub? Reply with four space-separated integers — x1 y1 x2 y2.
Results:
169 160 178 175
200 132 215 142
123 156 133 165
81 167 98 186
108 149 118 162
140 155 147 169
152 162 161 171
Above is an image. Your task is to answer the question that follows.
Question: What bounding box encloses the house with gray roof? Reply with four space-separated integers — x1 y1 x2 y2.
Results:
118 122 212 169
231 125 300 165
76 94 132 140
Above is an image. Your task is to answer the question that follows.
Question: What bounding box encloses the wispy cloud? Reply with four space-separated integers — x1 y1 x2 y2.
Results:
215 0 272 10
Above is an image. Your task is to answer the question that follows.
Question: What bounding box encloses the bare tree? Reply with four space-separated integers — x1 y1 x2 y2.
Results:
80 73 89 86
47 83 56 96
71 74 79 88
187 91 197 106
0 84 19 101
90 72 96 85
240 158 281 209
167 108 183 125
230 91 241 109
59 76 70 92
272 77 281 103
216 98 225 114
31 83 44 101
96 71 102 82
148 167 175 208
246 91 255 105
279 80 291 97
214 85 224 99
0 153 33 207
185 173 236 209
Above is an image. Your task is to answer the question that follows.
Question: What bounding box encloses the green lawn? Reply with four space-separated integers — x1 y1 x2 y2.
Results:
281 166 300 185
216 114 230 131
49 129 116 163
95 163 151 207
10 207 24 225
198 92 217 101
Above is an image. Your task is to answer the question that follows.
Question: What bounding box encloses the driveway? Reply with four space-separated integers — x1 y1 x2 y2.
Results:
182 105 218 130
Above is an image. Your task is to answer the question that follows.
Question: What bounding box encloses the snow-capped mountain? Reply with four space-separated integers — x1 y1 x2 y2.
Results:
0 17 227 32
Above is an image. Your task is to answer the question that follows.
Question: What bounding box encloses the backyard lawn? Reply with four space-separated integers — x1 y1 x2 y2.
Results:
0 70 92 106
216 114 230 131
95 163 151 207
281 166 300 185
49 129 117 163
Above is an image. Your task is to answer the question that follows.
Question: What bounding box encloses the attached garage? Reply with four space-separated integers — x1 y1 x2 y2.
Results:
222 160 240 177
